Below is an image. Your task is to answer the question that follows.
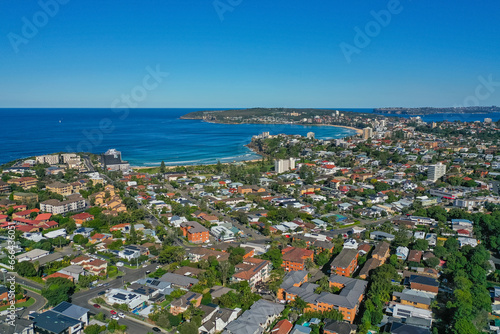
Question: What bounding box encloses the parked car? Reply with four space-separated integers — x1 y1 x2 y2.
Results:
93 304 100 309
146 270 151 274
118 313 125 318
97 291 106 296
111 315 119 320
110 310 117 315
152 327 161 332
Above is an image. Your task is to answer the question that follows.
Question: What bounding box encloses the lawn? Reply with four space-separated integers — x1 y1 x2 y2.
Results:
0 297 36 311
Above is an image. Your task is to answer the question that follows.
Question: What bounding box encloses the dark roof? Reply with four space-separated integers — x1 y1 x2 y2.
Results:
331 248 358 269
52 301 89 320
324 320 357 334
408 275 439 287
390 322 431 334
32 310 82 333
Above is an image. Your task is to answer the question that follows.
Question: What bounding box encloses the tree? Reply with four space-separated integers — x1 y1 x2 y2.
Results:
218 261 232 286
291 296 308 312
15 261 37 277
84 324 105 334
413 239 429 251
158 246 185 264
160 161 166 174
73 234 89 246
425 257 440 268
42 277 76 306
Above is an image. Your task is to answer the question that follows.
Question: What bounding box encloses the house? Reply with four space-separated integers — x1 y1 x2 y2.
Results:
118 245 142 261
83 259 108 276
223 300 284 334
30 310 83 334
407 275 439 294
211 225 235 242
51 301 90 325
43 272 75 283
323 321 357 334
169 292 202 315
89 233 112 244
232 258 271 291
408 250 423 263
281 247 314 272
126 283 160 301
180 221 210 244
330 249 359 277
371 241 390 263
198 305 241 334
105 289 144 312
15 249 49 263
109 223 130 232
392 291 432 310
58 265 85 283
389 322 431 334
0 317 34 334
370 231 395 242
159 273 199 289
396 246 409 261
73 227 94 238
342 239 358 250
270 319 293 334
290 325 311 334
358 258 382 280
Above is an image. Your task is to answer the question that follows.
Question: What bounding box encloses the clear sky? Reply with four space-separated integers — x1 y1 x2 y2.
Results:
0 0 499 108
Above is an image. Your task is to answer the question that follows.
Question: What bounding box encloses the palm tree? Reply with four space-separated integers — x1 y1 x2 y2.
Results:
291 296 308 313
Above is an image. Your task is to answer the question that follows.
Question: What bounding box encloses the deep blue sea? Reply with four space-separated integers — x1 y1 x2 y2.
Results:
0 108 357 166
2 108 499 167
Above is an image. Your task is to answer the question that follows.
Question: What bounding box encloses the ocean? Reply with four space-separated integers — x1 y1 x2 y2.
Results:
2 108 498 167
0 108 356 166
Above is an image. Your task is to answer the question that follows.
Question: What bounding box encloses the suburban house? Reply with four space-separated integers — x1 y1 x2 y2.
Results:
15 249 49 263
223 299 284 334
323 321 357 334
198 305 241 334
169 292 202 315
371 241 390 263
72 212 94 226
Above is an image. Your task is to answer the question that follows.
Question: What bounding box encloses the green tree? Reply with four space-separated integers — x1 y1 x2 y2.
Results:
42 277 76 306
15 261 37 277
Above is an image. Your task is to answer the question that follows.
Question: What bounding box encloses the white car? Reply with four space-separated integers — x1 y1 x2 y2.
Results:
111 315 120 320
156 266 161 270
118 313 125 318
116 262 124 267
142 264 148 268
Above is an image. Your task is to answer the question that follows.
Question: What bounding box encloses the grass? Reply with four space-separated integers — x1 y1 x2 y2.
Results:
0 297 36 311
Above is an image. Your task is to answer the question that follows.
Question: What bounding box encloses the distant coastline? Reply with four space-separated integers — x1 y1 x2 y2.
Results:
201 119 363 135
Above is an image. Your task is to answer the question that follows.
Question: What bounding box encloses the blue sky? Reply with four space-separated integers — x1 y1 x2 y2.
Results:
0 0 499 108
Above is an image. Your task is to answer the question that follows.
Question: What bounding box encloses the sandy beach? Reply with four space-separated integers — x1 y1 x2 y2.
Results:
129 121 360 170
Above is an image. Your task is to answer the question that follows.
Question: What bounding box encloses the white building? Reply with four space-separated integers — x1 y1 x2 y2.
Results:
275 158 296 174
211 226 235 242
427 162 446 182
105 289 144 311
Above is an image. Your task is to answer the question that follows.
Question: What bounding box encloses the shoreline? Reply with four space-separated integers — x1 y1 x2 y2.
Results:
201 119 363 135
130 157 263 171
129 121 360 170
